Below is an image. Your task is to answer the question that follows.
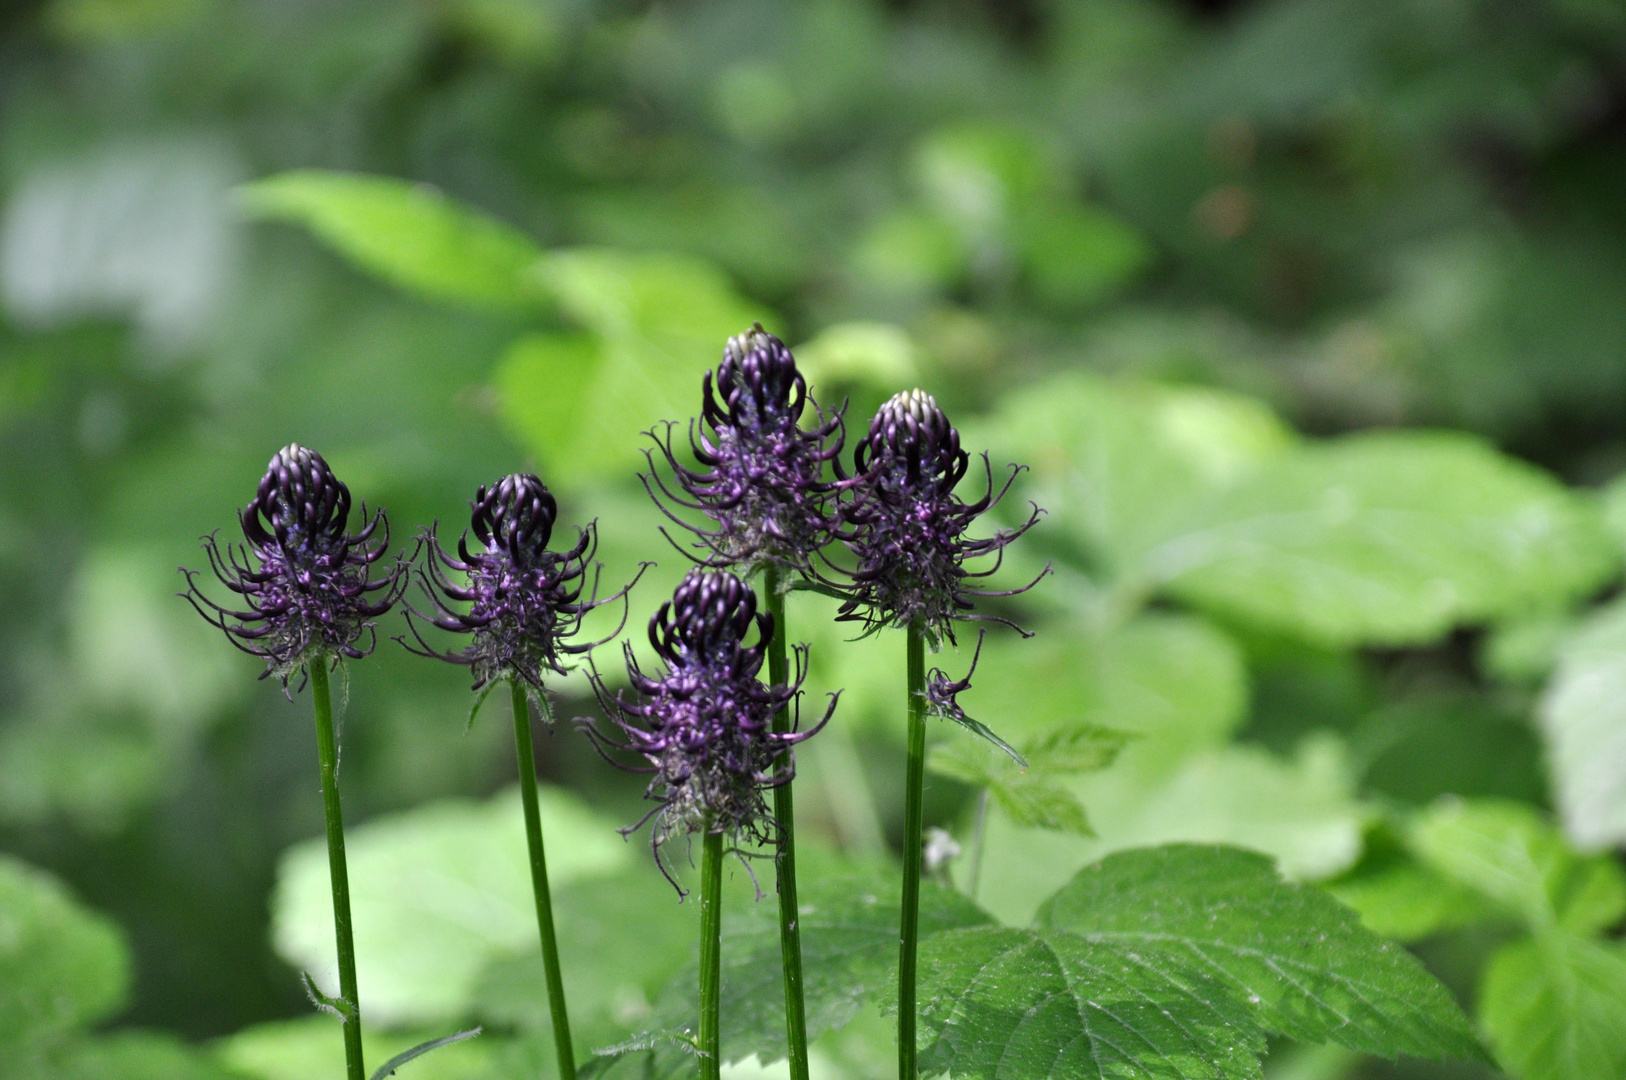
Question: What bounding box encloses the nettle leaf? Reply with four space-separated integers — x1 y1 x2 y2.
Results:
272 785 627 1026
0 854 130 1058
929 724 1128 835
238 171 544 310
1539 597 1626 850
1031 847 1483 1063
1405 798 1626 936
494 249 762 485
916 846 1483 1080
1156 431 1618 648
1480 932 1626 1080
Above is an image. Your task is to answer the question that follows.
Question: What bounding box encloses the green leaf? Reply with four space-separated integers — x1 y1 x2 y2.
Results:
0 854 130 1058
916 925 1264 1080
1479 933 1626 1080
1538 596 1626 850
916 845 1483 1080
1406 798 1626 936
978 373 1294 583
493 249 762 486
272 785 627 1026
791 321 918 389
1325 851 1493 942
237 171 544 310
1159 431 1618 647
1034 846 1482 1061
368 1028 482 1080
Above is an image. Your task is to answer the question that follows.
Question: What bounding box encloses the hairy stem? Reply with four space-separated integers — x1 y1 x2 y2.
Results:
762 566 810 1080
511 681 576 1080
898 627 927 1080
699 830 725 1080
310 660 365 1080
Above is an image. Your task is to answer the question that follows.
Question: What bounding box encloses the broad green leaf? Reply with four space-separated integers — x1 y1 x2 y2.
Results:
494 249 762 485
916 925 1263 1080
979 372 1294 582
917 845 1483 1080
272 785 627 1025
1034 847 1482 1061
1538 597 1626 850
216 1017 497 1080
1159 431 1618 647
1016 199 1153 309
237 171 544 309
0 854 130 1058
1406 798 1626 935
970 735 1365 926
1479 933 1626 1080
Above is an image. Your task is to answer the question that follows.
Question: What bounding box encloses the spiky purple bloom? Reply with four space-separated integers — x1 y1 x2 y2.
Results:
181 444 405 687
644 325 844 575
582 568 833 889
401 473 637 699
833 389 1044 645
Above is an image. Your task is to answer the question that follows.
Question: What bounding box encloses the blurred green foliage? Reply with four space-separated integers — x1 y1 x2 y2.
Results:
5 0 1626 1078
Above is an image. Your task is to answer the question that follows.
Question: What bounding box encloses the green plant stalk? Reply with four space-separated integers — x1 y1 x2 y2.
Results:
698 829 725 1080
762 565 811 1080
898 627 927 1080
510 680 576 1080
309 660 366 1080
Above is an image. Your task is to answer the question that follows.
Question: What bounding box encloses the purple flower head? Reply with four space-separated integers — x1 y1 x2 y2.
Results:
581 568 834 891
181 443 405 688
401 473 640 701
644 325 844 576
833 389 1046 646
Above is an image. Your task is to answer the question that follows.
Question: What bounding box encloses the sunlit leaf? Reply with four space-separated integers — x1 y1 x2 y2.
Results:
238 171 544 310
1406 798 1626 936
1538 597 1626 851
1480 933 1626 1080
1160 431 1618 647
493 249 763 485
272 786 627 1025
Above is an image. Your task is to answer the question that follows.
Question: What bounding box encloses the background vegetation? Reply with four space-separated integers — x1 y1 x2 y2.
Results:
5 0 1626 1077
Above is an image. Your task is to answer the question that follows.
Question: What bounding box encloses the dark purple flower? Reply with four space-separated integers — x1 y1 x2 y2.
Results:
400 473 640 700
181 444 405 687
644 325 844 576
581 568 834 889
832 389 1045 645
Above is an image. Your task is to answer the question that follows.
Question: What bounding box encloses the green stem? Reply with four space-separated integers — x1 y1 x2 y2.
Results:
698 830 725 1080
511 681 576 1080
898 627 927 1080
309 661 365 1080
762 566 810 1080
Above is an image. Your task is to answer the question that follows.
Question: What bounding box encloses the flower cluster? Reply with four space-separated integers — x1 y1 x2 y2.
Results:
181 444 405 687
645 325 844 575
833 389 1044 645
583 568 833 887
402 473 637 698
